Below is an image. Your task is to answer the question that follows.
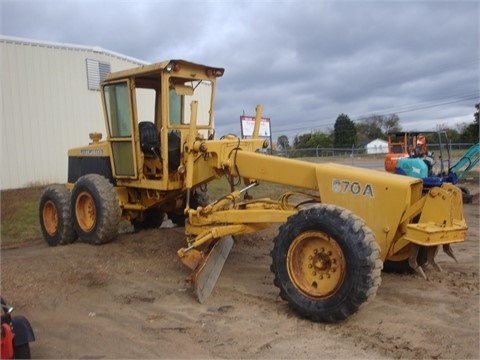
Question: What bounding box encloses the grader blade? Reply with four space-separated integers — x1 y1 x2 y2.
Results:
192 236 234 304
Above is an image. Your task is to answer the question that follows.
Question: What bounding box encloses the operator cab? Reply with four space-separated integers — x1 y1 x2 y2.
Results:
100 60 223 188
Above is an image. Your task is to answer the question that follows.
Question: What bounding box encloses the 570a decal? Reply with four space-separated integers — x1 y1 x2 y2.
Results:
331 179 374 198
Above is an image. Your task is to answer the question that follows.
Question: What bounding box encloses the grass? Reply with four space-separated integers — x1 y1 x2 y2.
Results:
1 187 45 247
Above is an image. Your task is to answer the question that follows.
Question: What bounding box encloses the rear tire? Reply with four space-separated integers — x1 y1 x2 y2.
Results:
39 185 76 246
71 174 120 245
271 204 382 323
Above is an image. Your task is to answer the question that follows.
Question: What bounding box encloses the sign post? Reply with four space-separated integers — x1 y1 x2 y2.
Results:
240 115 272 152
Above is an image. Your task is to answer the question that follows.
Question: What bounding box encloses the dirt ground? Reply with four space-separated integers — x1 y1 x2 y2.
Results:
1 187 479 359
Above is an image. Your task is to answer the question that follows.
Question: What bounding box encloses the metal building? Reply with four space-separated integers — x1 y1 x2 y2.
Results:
0 36 149 189
365 138 389 154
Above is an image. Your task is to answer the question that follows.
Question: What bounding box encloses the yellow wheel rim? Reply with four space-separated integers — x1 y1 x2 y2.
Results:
43 200 58 236
75 191 96 232
287 230 346 299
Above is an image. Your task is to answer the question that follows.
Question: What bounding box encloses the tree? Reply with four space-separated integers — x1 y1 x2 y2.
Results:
469 103 480 141
333 114 356 148
293 131 333 149
356 114 402 144
382 114 402 135
293 133 312 149
435 123 459 143
356 115 384 142
458 103 480 143
310 132 333 148
277 135 291 150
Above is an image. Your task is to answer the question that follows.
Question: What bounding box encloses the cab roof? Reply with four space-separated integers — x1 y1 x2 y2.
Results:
104 59 225 81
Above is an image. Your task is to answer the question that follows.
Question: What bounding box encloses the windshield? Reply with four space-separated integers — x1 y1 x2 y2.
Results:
169 78 214 129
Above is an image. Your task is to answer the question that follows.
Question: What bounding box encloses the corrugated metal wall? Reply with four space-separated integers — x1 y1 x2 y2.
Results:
0 37 148 189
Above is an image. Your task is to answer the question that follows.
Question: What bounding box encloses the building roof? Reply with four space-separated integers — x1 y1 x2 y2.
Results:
367 138 388 145
0 35 149 65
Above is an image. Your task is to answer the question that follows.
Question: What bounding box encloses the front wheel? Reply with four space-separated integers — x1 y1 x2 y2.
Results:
271 204 382 323
71 174 120 245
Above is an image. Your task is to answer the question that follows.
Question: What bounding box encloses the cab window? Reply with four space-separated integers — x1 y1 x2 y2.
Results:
104 83 131 137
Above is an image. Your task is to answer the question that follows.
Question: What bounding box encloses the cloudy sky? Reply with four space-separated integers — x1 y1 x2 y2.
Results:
1 0 479 143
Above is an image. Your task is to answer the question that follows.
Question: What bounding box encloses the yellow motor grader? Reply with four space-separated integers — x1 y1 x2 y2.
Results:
39 60 467 323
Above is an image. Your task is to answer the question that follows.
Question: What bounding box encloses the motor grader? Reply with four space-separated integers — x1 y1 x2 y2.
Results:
39 60 468 323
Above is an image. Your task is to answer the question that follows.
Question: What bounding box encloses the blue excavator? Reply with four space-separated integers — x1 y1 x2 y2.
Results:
392 131 479 202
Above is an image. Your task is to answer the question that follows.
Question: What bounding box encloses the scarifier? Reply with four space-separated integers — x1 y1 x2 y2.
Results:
39 60 468 323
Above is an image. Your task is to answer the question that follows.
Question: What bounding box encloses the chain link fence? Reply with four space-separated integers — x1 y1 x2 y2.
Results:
275 143 476 160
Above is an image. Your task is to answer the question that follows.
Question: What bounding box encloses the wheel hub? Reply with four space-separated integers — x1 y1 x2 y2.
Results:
310 249 337 276
43 200 58 236
287 231 346 299
75 191 96 232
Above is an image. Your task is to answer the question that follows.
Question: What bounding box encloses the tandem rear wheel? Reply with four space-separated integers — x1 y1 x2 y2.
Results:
70 174 121 245
39 174 121 246
39 185 76 246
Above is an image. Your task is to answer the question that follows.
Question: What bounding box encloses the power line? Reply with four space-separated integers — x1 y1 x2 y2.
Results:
356 92 479 117
274 90 479 134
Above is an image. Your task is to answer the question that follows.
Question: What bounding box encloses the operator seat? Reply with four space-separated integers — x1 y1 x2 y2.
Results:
139 122 160 158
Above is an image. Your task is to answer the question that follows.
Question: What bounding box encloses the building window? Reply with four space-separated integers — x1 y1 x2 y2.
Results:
86 59 111 90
